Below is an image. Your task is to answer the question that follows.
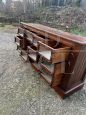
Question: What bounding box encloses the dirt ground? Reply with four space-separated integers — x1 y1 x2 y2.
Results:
0 27 86 115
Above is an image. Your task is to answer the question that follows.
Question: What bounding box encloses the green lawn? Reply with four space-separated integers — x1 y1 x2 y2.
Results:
71 28 86 37
0 24 17 33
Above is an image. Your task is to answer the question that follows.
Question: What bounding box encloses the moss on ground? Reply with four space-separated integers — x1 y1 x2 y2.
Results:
71 28 86 36
0 24 17 33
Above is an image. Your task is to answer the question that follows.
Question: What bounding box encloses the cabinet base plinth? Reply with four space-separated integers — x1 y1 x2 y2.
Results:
53 82 84 99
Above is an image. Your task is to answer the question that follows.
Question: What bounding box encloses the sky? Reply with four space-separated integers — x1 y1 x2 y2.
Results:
2 0 6 3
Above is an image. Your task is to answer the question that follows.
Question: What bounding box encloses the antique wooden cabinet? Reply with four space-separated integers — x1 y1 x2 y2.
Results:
15 22 86 99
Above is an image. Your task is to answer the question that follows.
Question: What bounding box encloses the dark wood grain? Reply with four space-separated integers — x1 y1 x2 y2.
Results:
15 22 86 99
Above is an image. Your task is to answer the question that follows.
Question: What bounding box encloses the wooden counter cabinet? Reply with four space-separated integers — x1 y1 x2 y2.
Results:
15 22 86 99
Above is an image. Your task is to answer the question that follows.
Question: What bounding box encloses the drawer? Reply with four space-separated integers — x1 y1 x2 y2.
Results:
27 46 38 62
38 41 70 64
18 27 24 37
41 61 64 86
41 61 54 75
15 36 23 48
25 30 53 47
25 30 34 43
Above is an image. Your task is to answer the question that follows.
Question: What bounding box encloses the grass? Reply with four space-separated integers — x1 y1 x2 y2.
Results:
0 23 17 33
70 28 86 37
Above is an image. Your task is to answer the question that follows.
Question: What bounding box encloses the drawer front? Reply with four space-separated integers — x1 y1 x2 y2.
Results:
25 30 34 42
16 37 20 43
52 47 70 63
15 36 23 47
25 30 49 44
18 27 24 36
27 46 37 62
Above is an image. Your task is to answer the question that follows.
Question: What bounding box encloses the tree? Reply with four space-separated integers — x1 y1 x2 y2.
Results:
0 0 5 13
5 0 12 16
76 0 81 7
0 0 2 3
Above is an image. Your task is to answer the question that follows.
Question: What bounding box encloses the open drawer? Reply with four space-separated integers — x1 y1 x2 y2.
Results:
41 60 54 75
41 60 65 86
27 46 38 62
38 41 70 64
41 63 53 84
15 36 23 48
25 30 49 48
17 27 24 37
25 30 34 44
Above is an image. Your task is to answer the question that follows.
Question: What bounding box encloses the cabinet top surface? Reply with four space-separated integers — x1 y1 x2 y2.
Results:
21 22 86 45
